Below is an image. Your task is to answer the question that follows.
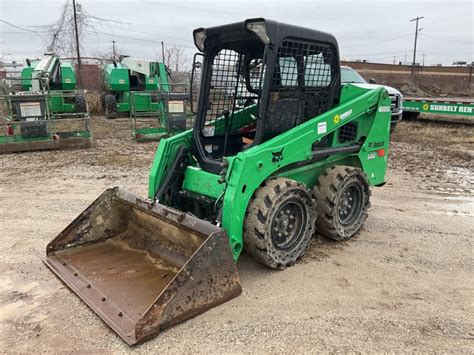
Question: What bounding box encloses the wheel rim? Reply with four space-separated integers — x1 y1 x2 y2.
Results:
337 183 363 226
271 198 307 251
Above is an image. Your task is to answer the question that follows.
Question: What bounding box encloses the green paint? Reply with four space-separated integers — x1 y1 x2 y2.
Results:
147 84 391 261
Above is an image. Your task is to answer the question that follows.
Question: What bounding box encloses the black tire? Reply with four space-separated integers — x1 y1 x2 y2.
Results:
244 178 316 269
74 93 87 113
313 166 370 241
100 92 106 110
104 94 117 119
151 93 159 103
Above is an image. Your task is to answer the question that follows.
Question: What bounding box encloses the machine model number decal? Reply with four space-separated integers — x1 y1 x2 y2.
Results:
368 141 384 148
119 79 125 84
271 148 284 163
367 152 377 160
65 79 71 83
340 109 352 120
317 122 327 134
378 106 391 112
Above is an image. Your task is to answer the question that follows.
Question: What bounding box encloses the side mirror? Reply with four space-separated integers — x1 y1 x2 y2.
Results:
190 53 203 114
369 78 376 84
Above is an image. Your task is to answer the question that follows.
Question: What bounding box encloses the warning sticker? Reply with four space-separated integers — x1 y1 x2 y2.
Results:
317 122 327 134
202 125 215 137
168 100 185 113
378 106 391 113
19 102 41 117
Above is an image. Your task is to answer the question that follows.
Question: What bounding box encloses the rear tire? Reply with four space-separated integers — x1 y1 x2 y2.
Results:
244 178 316 269
104 94 117 119
74 93 87 113
313 166 370 241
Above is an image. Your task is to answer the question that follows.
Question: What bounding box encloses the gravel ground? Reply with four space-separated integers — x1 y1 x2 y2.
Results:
0 118 473 353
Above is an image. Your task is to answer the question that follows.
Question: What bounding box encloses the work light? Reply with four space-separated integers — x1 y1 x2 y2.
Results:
245 20 270 45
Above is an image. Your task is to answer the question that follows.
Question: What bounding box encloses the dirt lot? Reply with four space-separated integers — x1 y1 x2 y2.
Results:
0 118 472 353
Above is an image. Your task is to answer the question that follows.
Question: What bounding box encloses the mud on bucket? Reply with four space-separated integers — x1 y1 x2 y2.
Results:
43 187 242 345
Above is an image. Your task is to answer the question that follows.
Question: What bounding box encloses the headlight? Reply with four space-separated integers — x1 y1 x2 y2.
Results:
193 29 207 52
245 20 270 45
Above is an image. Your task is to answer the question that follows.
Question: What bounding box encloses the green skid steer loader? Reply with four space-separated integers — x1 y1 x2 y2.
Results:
44 19 391 345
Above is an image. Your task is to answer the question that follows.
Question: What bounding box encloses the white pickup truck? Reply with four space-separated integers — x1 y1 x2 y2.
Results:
341 66 403 132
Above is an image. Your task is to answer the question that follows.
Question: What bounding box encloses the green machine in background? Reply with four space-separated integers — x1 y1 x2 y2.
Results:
0 53 91 154
20 53 87 114
102 56 192 141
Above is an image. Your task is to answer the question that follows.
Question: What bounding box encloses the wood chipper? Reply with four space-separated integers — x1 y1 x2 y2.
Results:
44 19 392 345
101 57 192 141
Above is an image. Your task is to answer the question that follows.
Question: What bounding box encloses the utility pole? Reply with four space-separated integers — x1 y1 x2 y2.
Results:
393 56 396 65
112 40 116 61
422 53 425 66
410 16 424 75
72 0 82 86
161 41 165 65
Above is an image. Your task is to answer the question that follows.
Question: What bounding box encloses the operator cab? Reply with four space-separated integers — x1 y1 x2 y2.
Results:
191 18 341 173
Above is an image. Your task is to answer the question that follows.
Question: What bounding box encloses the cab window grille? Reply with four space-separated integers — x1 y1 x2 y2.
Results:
266 39 335 136
203 49 263 137
338 122 357 143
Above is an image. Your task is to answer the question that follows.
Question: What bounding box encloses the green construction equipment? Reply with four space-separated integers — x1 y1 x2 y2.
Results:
0 53 91 154
101 56 191 140
44 19 391 345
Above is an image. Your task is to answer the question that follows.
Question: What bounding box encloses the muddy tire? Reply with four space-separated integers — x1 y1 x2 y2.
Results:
313 166 370 241
104 94 117 119
244 178 316 269
74 93 87 113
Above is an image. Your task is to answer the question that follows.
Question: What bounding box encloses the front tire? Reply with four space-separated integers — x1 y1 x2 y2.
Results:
74 93 87 113
313 166 370 241
244 178 316 269
104 94 117 119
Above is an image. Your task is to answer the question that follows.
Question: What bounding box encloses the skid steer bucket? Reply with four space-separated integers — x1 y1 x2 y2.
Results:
44 187 242 345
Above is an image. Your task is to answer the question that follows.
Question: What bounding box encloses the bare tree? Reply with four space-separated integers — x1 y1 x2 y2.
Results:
156 44 190 84
45 1 93 57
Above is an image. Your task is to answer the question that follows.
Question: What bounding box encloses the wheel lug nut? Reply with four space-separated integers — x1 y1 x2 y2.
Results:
283 231 288 236
273 227 278 232
278 233 282 238
285 209 290 215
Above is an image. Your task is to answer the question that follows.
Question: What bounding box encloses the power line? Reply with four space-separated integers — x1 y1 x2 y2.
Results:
0 19 48 34
342 33 413 48
421 33 473 44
